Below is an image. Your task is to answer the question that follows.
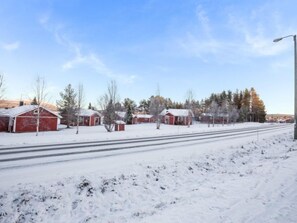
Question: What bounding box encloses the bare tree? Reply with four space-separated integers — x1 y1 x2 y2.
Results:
185 89 195 127
220 99 229 126
32 76 48 136
228 105 239 125
99 80 119 132
0 74 5 100
149 86 165 129
207 100 219 127
76 83 84 134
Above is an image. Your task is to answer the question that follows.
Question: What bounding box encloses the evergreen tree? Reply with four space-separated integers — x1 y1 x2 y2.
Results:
139 99 150 113
123 98 136 111
123 98 135 124
249 88 266 122
31 97 38 105
56 84 77 128
125 104 134 124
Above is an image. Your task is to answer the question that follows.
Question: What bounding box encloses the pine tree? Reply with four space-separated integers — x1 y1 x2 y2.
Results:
139 99 150 113
250 88 266 123
56 84 77 128
125 104 133 124
123 98 135 124
31 97 38 105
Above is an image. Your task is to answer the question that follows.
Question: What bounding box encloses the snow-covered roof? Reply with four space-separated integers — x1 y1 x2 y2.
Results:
160 109 194 117
115 111 126 118
0 109 10 117
115 120 126 124
77 109 102 117
201 113 229 117
135 114 153 119
0 105 61 118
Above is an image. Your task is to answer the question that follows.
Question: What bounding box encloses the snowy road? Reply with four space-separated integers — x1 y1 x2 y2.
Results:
0 123 296 222
0 124 290 169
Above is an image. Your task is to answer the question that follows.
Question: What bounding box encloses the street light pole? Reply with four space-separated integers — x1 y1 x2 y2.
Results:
273 34 297 140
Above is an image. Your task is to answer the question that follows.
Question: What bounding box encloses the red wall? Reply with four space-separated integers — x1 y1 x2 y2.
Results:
80 114 100 126
115 123 125 131
0 117 9 132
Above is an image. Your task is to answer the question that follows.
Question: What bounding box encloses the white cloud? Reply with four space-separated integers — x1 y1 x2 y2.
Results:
195 5 212 37
61 39 137 84
177 4 296 63
2 41 20 51
39 15 137 84
39 12 50 25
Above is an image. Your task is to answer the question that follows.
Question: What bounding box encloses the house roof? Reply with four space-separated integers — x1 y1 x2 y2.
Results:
160 109 194 117
115 120 126 124
78 108 102 117
0 105 62 118
201 113 229 117
135 114 153 119
115 111 126 118
0 109 10 117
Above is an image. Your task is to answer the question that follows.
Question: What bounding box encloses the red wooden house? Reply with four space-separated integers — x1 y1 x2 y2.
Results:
0 105 61 133
160 109 194 125
77 109 102 126
134 114 154 124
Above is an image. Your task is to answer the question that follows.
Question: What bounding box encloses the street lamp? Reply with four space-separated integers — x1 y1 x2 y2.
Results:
273 34 297 140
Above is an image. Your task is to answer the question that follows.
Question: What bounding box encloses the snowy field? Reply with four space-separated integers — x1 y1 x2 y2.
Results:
0 123 296 222
0 122 268 146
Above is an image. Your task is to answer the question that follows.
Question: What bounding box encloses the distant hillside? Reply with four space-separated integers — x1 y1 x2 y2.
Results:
0 100 57 111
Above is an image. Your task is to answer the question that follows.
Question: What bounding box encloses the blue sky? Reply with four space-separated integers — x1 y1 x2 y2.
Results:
0 0 296 114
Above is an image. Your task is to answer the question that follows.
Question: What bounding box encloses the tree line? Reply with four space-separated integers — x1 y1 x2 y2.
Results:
57 80 266 133
0 74 267 134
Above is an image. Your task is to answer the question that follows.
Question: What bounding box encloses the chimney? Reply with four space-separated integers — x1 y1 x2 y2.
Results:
19 101 24 106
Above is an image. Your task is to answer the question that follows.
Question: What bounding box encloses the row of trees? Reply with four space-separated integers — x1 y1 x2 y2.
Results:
202 88 266 123
113 88 266 124
52 81 268 132
0 73 267 134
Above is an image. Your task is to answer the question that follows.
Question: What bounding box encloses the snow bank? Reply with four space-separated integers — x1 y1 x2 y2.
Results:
0 130 296 222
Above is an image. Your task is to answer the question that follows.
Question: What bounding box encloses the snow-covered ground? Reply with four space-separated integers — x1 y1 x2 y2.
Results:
0 123 296 222
0 122 265 146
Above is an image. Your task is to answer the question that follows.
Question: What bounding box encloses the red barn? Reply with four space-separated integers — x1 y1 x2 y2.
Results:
77 109 102 126
0 105 61 133
160 109 194 126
